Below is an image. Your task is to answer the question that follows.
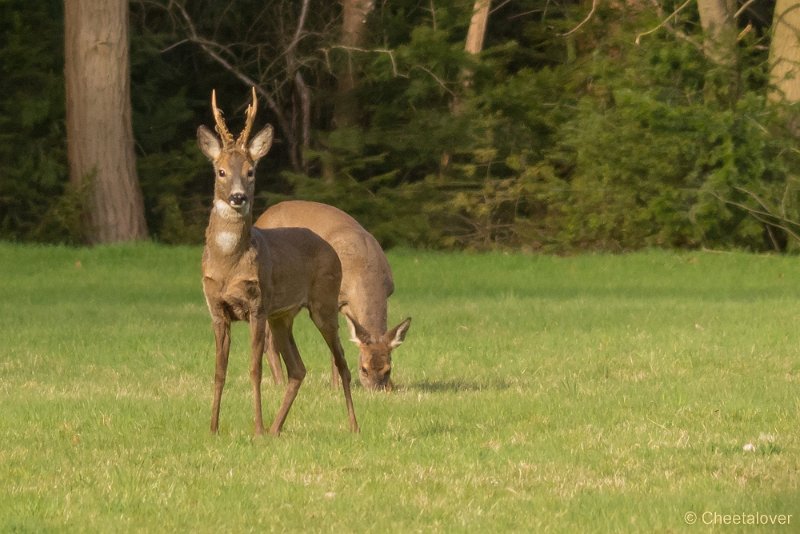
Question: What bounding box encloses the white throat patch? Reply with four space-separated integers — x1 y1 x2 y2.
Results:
215 231 239 254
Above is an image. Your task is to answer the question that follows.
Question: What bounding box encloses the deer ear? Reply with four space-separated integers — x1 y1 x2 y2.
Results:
197 125 221 161
385 317 411 349
248 125 274 161
344 313 371 345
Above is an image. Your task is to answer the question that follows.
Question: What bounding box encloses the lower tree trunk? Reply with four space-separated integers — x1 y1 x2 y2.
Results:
64 0 148 243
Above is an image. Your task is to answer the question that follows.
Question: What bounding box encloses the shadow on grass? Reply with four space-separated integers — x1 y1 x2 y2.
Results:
402 379 511 393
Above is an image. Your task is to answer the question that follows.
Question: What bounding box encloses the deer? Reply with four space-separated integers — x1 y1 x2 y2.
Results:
255 200 411 391
198 88 358 435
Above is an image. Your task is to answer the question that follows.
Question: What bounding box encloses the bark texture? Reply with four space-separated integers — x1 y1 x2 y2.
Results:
334 0 375 128
697 0 738 67
65 0 147 243
464 0 491 56
769 0 800 104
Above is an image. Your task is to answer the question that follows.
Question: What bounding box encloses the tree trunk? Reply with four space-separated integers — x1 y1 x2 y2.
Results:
769 0 800 105
65 0 148 243
464 0 491 57
333 0 375 128
697 0 738 104
697 0 737 67
460 0 491 96
442 0 491 173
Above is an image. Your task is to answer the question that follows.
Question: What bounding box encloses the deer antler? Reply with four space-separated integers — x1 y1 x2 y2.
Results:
211 89 235 148
236 87 258 149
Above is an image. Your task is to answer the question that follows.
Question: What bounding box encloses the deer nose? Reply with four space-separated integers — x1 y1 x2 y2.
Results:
228 193 247 207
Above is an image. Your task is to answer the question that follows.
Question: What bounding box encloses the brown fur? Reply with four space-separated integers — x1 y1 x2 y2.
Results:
255 200 411 390
199 90 358 435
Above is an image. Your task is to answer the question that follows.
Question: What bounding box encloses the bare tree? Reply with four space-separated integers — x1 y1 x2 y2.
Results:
697 0 738 67
769 0 800 106
334 0 375 128
442 0 491 171
64 0 148 243
464 0 491 57
165 0 337 172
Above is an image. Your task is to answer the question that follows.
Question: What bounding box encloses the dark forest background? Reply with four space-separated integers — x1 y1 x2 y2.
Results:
3 1 800 252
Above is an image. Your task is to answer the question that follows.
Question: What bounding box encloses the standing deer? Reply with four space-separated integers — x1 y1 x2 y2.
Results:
198 88 358 435
255 201 411 391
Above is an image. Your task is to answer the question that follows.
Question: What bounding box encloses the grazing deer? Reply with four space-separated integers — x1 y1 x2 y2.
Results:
198 88 358 435
255 200 411 391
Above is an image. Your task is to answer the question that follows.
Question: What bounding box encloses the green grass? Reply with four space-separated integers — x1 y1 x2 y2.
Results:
1 243 798 532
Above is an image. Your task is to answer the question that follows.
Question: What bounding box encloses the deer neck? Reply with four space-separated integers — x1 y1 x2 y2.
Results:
361 312 388 339
346 304 388 340
204 199 254 273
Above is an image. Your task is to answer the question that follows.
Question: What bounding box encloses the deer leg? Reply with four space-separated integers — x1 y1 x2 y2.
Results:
264 321 285 385
249 312 267 436
310 308 359 433
268 318 306 436
210 317 231 434
330 357 340 389
332 337 360 433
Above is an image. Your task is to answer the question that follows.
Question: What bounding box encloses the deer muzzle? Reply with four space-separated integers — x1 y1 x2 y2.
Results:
228 192 248 208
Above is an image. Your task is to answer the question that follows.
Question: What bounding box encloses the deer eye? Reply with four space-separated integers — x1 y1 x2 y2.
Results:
360 366 368 375
246 169 254 178
217 169 226 178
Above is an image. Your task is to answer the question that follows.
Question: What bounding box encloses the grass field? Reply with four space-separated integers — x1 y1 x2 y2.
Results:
1 242 798 532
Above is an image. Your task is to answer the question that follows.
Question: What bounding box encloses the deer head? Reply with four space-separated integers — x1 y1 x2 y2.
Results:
345 314 411 391
197 87 274 219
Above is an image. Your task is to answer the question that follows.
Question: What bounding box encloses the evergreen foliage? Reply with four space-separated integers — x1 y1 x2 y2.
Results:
1 1 798 251
0 2 68 241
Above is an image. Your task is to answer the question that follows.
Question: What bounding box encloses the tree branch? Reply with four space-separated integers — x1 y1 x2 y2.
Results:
323 45 455 95
286 0 311 61
711 187 800 246
562 0 598 37
635 0 694 45
324 45 399 76
166 0 300 170
734 0 758 19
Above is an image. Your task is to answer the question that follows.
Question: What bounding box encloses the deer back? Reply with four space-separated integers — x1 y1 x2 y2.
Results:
255 200 393 333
